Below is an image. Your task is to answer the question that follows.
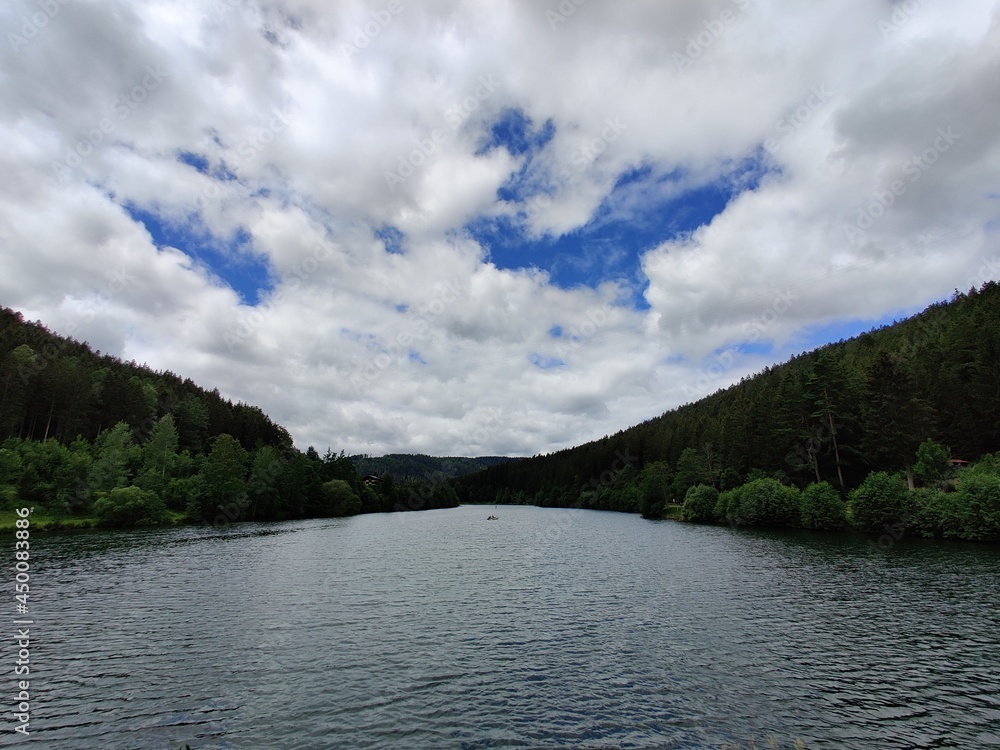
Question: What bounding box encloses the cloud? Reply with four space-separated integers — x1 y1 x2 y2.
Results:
1 0 998 456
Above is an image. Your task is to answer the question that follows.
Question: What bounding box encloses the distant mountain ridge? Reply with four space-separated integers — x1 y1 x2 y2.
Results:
351 453 513 481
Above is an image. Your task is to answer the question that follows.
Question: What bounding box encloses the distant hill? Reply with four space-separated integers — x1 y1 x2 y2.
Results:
351 453 514 481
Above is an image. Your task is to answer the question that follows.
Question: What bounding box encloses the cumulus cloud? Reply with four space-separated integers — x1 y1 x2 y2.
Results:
1 0 998 456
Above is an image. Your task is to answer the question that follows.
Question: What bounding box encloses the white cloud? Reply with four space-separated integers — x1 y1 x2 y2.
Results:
1 0 998 456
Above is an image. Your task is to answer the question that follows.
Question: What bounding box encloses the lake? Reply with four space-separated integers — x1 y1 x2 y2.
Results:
25 504 1000 749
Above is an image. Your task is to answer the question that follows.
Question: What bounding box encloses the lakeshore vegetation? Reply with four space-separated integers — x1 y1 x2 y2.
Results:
1 281 998 541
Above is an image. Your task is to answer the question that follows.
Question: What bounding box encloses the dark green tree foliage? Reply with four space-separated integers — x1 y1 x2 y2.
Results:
196 434 249 522
913 438 951 486
247 445 286 520
88 422 134 495
955 472 1000 541
911 488 964 540
799 481 847 531
861 352 935 480
0 448 22 508
637 461 670 519
672 447 709 500
136 414 179 496
321 480 362 517
848 471 913 533
682 484 718 523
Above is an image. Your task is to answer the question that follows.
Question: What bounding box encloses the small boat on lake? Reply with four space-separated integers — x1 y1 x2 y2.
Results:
486 515 499 520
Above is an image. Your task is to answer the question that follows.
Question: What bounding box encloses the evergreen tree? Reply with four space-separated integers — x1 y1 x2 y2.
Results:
861 352 935 485
672 447 709 500
198 434 249 522
89 422 134 495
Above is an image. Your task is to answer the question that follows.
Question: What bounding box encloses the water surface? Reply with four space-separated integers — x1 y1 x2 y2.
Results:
24 505 1000 748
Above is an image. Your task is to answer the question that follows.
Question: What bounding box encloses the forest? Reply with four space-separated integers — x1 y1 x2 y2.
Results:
456 282 1000 542
350 453 511 482
0 307 457 529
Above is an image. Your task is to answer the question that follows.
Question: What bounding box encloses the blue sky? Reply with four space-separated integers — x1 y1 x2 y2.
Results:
124 202 273 306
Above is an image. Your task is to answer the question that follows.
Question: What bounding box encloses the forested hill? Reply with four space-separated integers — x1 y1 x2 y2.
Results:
457 282 1000 508
351 453 511 481
0 307 458 527
0 307 291 452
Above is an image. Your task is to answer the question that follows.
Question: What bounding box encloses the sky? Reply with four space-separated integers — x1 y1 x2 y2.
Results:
1 0 999 457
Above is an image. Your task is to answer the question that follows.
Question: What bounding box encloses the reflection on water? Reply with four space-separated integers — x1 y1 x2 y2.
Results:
28 506 1000 749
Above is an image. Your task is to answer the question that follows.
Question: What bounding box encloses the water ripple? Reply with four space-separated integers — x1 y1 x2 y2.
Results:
26 507 1000 749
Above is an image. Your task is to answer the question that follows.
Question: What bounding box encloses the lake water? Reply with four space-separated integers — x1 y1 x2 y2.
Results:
23 504 1000 749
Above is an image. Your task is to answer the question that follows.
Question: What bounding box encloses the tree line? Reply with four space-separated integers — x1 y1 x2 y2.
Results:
457 282 1000 542
350 453 510 482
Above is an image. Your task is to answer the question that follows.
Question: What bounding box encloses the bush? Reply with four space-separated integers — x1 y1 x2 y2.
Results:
913 439 952 486
321 480 362 517
956 472 1000 541
967 452 1000 478
682 484 719 523
729 478 800 528
93 485 170 528
848 471 913 533
911 487 963 539
715 488 738 523
799 481 846 530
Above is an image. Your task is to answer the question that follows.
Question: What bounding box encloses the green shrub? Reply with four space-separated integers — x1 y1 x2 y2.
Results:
848 471 913 533
799 481 846 530
93 485 170 528
967 452 1000 478
913 439 951 486
911 487 963 539
682 484 719 523
715 488 738 523
729 478 800 528
321 479 362 517
956 472 1000 541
